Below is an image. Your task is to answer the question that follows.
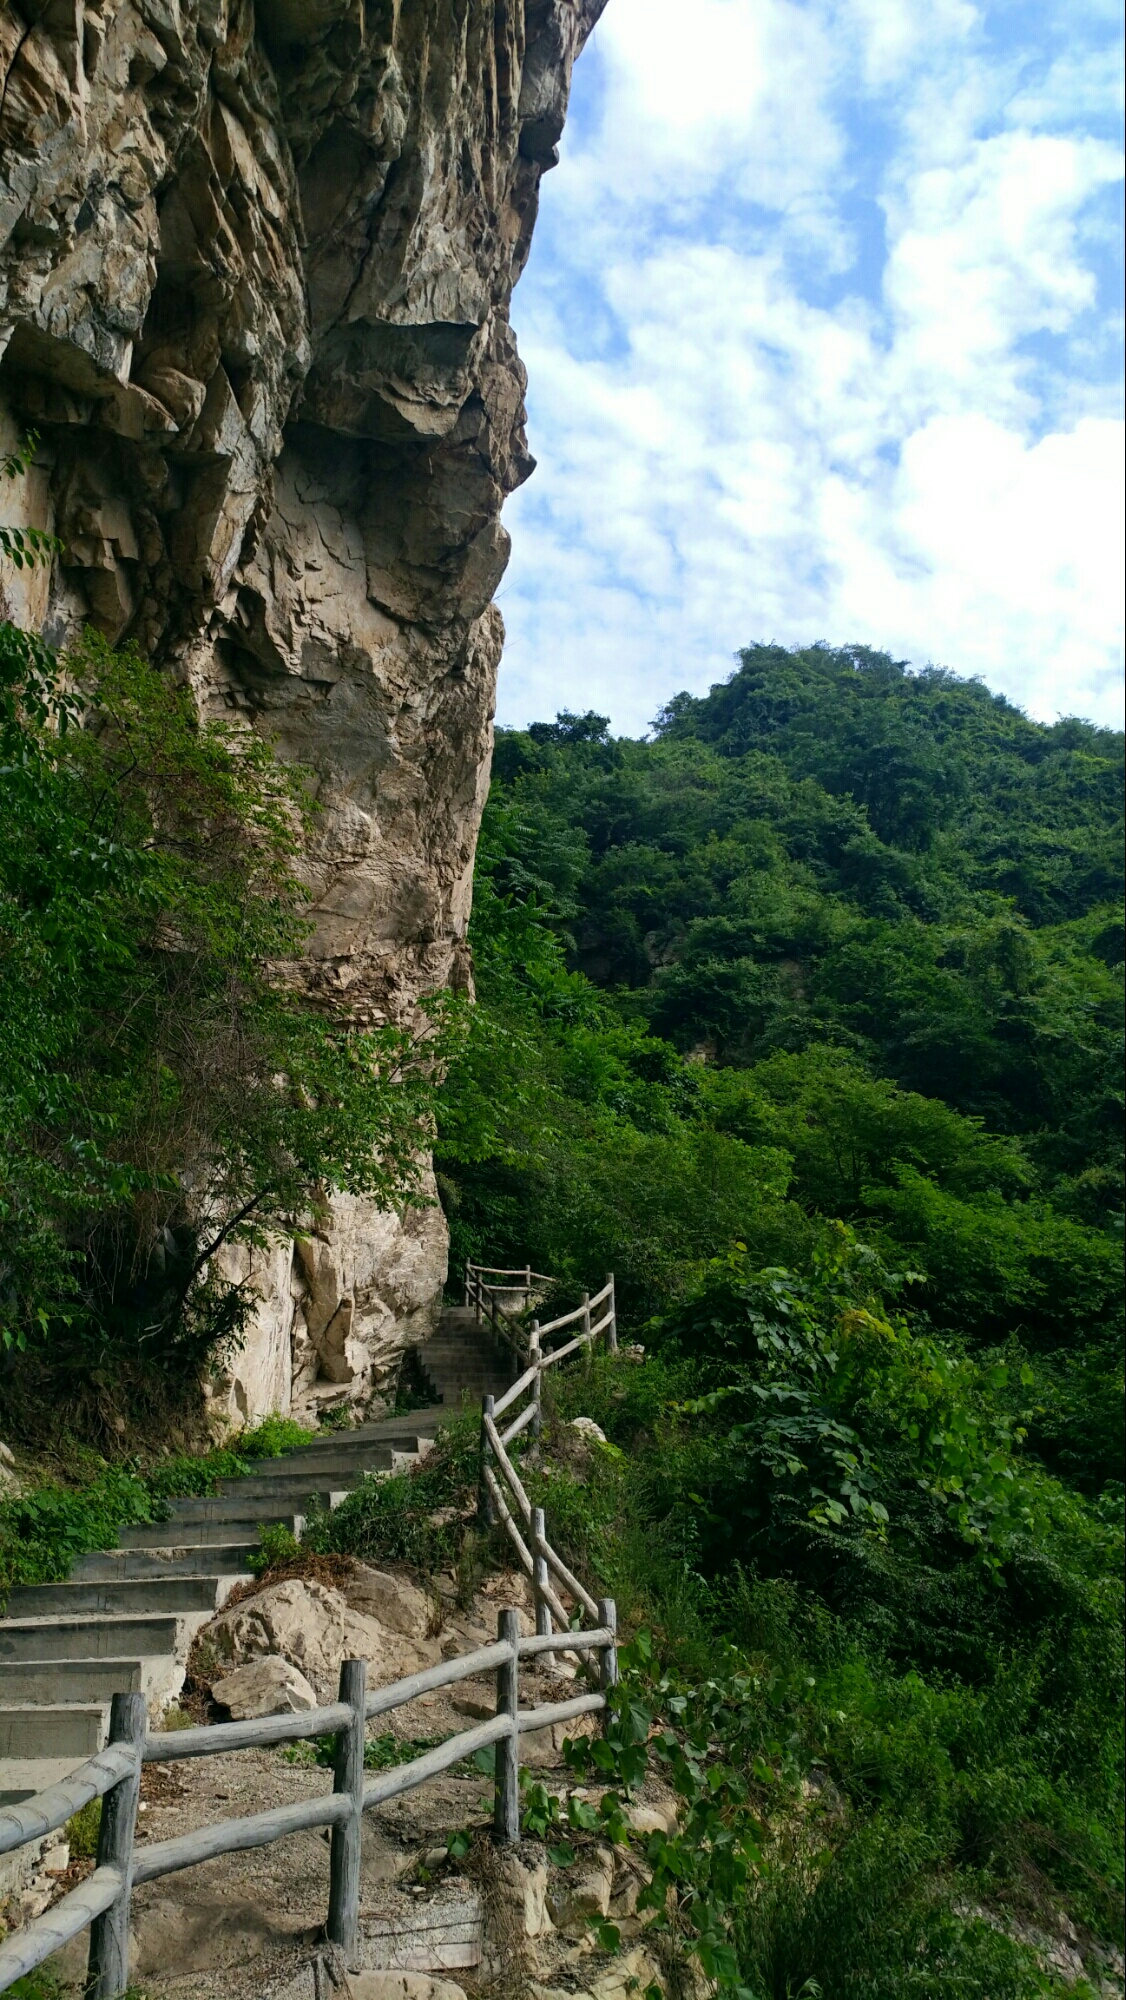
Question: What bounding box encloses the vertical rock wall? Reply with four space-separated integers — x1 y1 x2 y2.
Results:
0 0 606 1423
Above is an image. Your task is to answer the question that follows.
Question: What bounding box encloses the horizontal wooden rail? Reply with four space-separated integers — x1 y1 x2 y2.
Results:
0 1866 123 1988
499 1399 539 1446
519 1690 604 1733
146 1703 351 1762
534 1524 601 1624
365 1642 510 1719
0 1744 138 1857
134 1792 352 1886
492 1360 540 1420
540 1311 614 1370
363 1714 510 1809
531 1280 613 1342
483 1412 533 1522
466 1263 553 1282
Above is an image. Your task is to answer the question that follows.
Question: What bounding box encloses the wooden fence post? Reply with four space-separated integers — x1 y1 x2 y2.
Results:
581 1290 591 1369
86 1690 146 2000
598 1597 618 1705
532 1507 555 1673
327 1657 366 1962
493 1609 520 1845
478 1394 496 1529
607 1273 618 1353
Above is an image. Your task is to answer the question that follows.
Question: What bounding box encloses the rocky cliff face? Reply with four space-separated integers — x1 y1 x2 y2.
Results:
0 0 604 1424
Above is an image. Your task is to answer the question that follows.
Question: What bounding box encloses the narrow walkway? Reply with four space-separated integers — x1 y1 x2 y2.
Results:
0 1309 508 1806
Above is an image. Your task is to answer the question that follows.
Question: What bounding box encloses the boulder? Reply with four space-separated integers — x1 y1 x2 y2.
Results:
626 1801 678 1837
546 1846 615 1932
495 1854 553 1939
569 1418 608 1444
204 1576 441 1697
346 1565 434 1640
207 1578 380 1690
210 1655 317 1719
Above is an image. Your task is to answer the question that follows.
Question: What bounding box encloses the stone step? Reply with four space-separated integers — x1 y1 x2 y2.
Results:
420 1369 508 1383
167 1492 340 1525
278 1432 436 1464
0 1704 108 1759
416 1357 509 1374
117 1513 304 1549
334 1410 444 1442
73 1545 257 1581
212 1472 366 1503
0 1616 180 1662
2 1578 223 1621
224 1452 394 1482
0 1659 143 1704
430 1359 516 1372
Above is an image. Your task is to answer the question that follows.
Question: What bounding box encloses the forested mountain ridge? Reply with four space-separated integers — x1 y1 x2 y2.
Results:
441 645 1122 1373
434 644 1124 1988
495 644 1123 1176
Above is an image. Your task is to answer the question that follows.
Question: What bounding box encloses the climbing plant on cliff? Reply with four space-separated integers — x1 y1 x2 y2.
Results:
0 621 443 1362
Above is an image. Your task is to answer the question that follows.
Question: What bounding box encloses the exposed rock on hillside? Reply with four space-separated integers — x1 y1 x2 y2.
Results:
0 0 605 1420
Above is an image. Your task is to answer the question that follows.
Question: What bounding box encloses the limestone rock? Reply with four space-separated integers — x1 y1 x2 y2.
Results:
495 1854 553 1939
569 1418 608 1444
205 1575 440 1696
546 1846 615 1933
345 1564 433 1641
532 1947 675 2000
210 1653 317 1718
1 0 608 1422
207 1578 360 1689
625 1801 678 1837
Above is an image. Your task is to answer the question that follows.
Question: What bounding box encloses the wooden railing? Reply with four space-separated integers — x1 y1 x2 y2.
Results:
0 1611 617 1998
465 1262 617 1378
477 1274 618 1665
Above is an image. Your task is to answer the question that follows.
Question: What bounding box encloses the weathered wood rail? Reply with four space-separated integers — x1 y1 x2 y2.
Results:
0 1611 617 1997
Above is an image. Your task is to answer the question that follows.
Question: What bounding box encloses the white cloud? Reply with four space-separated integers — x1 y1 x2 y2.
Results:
499 0 1125 733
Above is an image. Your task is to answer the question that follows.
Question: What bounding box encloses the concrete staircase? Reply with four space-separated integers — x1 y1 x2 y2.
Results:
0 1411 443 1799
411 1306 515 1410
0 1309 508 1799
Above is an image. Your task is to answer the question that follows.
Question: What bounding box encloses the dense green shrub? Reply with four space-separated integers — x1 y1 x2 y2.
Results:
304 1411 481 1575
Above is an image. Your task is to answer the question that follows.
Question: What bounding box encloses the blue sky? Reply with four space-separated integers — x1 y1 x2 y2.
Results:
496 0 1124 735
